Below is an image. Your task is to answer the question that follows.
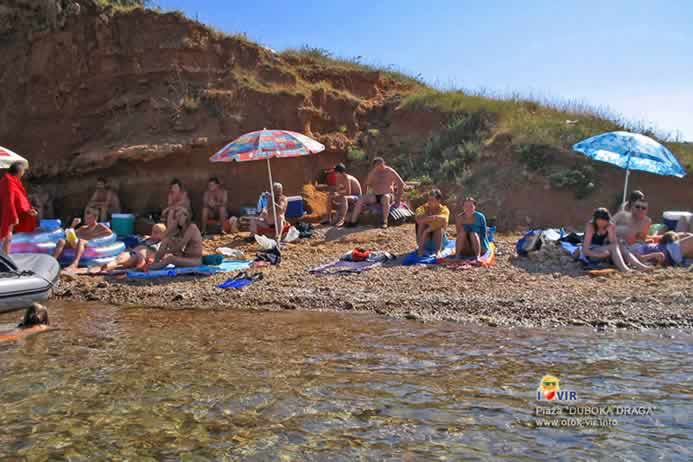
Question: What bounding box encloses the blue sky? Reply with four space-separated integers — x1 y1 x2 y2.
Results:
158 0 693 140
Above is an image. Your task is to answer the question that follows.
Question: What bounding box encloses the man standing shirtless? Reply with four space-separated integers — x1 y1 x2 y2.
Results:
347 157 405 228
323 163 362 227
200 177 229 235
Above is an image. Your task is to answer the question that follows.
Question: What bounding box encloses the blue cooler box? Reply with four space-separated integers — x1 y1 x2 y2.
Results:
286 196 305 218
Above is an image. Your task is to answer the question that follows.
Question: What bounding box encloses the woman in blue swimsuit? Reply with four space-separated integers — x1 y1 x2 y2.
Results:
455 197 489 260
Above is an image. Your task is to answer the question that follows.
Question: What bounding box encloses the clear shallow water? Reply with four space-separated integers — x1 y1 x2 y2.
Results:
0 303 691 461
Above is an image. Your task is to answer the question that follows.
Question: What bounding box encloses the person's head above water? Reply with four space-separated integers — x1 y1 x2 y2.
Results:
427 189 443 208
8 161 26 178
17 303 49 329
592 207 612 231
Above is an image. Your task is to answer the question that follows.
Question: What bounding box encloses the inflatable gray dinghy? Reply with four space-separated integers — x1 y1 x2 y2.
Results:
0 253 59 313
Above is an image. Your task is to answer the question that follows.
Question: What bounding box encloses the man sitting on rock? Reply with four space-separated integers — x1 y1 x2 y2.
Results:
86 177 121 222
415 189 450 256
346 157 405 229
200 177 229 235
53 207 113 273
323 163 362 227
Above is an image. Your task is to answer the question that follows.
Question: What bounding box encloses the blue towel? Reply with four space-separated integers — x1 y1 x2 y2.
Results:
402 239 456 265
127 260 250 279
217 277 254 289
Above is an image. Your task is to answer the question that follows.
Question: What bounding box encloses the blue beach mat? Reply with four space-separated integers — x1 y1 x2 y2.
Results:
402 239 456 266
127 260 251 279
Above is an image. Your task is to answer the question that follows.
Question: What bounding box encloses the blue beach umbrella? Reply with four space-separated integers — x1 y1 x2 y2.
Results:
572 131 686 203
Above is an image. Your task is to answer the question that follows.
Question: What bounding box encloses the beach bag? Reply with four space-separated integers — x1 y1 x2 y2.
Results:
202 254 224 266
254 234 277 250
516 229 544 256
295 222 314 239
255 246 281 266
284 226 300 242
388 203 415 225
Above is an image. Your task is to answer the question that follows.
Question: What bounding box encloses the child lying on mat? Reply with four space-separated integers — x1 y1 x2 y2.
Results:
96 223 167 273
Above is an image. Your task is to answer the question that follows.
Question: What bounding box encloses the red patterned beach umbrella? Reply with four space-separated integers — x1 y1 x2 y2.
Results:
210 129 325 240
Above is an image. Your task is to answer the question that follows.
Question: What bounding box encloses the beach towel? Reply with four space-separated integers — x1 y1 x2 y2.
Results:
441 242 497 269
560 241 611 270
127 259 250 279
311 250 395 274
310 259 384 275
217 271 263 289
402 239 456 266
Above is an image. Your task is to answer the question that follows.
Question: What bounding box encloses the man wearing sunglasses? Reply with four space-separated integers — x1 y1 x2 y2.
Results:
614 196 652 246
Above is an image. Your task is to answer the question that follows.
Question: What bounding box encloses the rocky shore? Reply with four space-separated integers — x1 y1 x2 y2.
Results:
55 224 693 329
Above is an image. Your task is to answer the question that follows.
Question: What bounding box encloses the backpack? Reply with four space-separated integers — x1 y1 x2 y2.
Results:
516 229 544 256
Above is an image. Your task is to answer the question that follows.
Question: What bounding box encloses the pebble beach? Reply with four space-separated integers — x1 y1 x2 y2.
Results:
55 224 693 329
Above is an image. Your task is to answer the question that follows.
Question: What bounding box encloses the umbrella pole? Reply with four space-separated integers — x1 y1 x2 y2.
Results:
266 157 281 246
622 169 630 205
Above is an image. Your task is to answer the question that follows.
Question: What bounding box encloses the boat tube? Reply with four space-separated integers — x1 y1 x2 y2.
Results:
0 253 60 313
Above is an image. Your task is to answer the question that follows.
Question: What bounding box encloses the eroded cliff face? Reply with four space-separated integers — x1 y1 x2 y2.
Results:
2 4 691 227
0 4 417 215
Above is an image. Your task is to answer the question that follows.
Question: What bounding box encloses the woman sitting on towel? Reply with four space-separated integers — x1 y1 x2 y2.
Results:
583 208 650 272
149 207 203 270
0 303 51 343
455 197 489 261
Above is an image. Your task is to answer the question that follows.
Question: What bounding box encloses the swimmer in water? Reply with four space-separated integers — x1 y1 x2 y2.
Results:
0 303 51 343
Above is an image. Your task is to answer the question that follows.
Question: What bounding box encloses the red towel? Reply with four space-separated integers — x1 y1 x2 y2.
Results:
0 173 36 238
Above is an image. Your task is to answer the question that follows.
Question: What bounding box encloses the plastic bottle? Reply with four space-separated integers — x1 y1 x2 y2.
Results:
65 228 78 246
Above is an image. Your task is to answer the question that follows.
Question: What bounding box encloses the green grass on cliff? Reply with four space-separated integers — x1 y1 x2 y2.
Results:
399 88 671 149
95 0 148 11
280 46 426 87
